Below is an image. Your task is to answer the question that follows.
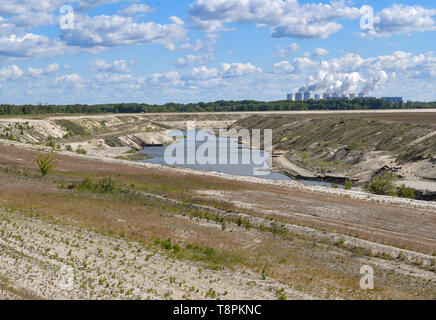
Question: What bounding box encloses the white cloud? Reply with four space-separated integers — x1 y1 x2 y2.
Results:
272 61 295 74
94 73 135 84
27 63 60 78
0 65 24 81
75 0 130 12
179 34 218 53
90 59 131 73
118 4 154 16
0 0 71 31
189 0 361 39
220 62 262 78
183 66 219 80
147 71 185 87
295 51 436 96
361 5 436 38
174 54 213 68
0 0 65 15
60 14 188 50
54 73 85 89
179 39 207 52
293 57 318 71
313 48 329 57
277 43 299 58
0 33 95 61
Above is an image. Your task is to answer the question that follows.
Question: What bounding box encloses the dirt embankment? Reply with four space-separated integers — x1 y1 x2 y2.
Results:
231 114 436 193
0 115 174 159
0 113 243 159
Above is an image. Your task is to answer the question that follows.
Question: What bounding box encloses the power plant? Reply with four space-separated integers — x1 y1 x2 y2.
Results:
286 91 402 103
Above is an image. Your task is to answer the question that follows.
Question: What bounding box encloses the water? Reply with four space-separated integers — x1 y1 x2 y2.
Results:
140 130 338 187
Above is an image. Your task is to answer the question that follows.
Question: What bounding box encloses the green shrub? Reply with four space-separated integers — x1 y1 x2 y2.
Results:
270 221 286 236
398 184 415 199
344 180 352 190
365 171 398 196
98 177 118 193
36 155 57 176
73 177 118 194
76 146 87 155
65 145 73 152
46 141 56 149
275 288 287 300
155 238 181 253
162 238 173 250
77 177 97 192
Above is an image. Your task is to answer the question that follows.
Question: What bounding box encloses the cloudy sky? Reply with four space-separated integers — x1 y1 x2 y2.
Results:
1 0 436 104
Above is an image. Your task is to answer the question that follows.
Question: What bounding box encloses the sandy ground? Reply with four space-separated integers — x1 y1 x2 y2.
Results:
0 205 315 300
195 189 436 255
397 180 436 191
273 153 317 178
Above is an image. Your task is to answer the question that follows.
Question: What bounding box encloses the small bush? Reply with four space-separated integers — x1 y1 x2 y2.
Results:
76 146 87 155
344 180 352 190
98 177 117 193
46 141 56 149
155 238 181 253
270 221 286 236
162 238 173 250
398 184 415 199
36 155 57 176
73 177 119 194
275 288 287 300
65 145 73 152
77 177 97 192
365 171 398 196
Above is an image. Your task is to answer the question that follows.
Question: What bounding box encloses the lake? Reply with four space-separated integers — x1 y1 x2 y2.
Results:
140 130 336 187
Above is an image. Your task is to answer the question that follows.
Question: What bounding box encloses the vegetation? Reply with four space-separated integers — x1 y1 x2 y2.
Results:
365 171 398 196
398 184 416 199
69 177 119 194
275 288 287 300
36 155 57 176
75 146 87 155
365 172 416 199
344 180 352 190
0 99 435 116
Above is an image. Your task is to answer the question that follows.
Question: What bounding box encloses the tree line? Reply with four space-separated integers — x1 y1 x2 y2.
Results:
1 99 435 116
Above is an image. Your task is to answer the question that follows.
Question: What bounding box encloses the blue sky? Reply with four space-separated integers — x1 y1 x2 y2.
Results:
1 0 436 104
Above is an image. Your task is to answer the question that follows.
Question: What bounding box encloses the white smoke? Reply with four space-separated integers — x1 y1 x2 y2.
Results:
303 71 363 95
360 70 388 96
294 52 407 96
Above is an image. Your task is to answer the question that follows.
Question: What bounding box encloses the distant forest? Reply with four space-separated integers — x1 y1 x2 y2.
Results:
1 99 436 115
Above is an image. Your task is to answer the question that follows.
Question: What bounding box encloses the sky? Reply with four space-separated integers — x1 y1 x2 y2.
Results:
1 0 436 105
